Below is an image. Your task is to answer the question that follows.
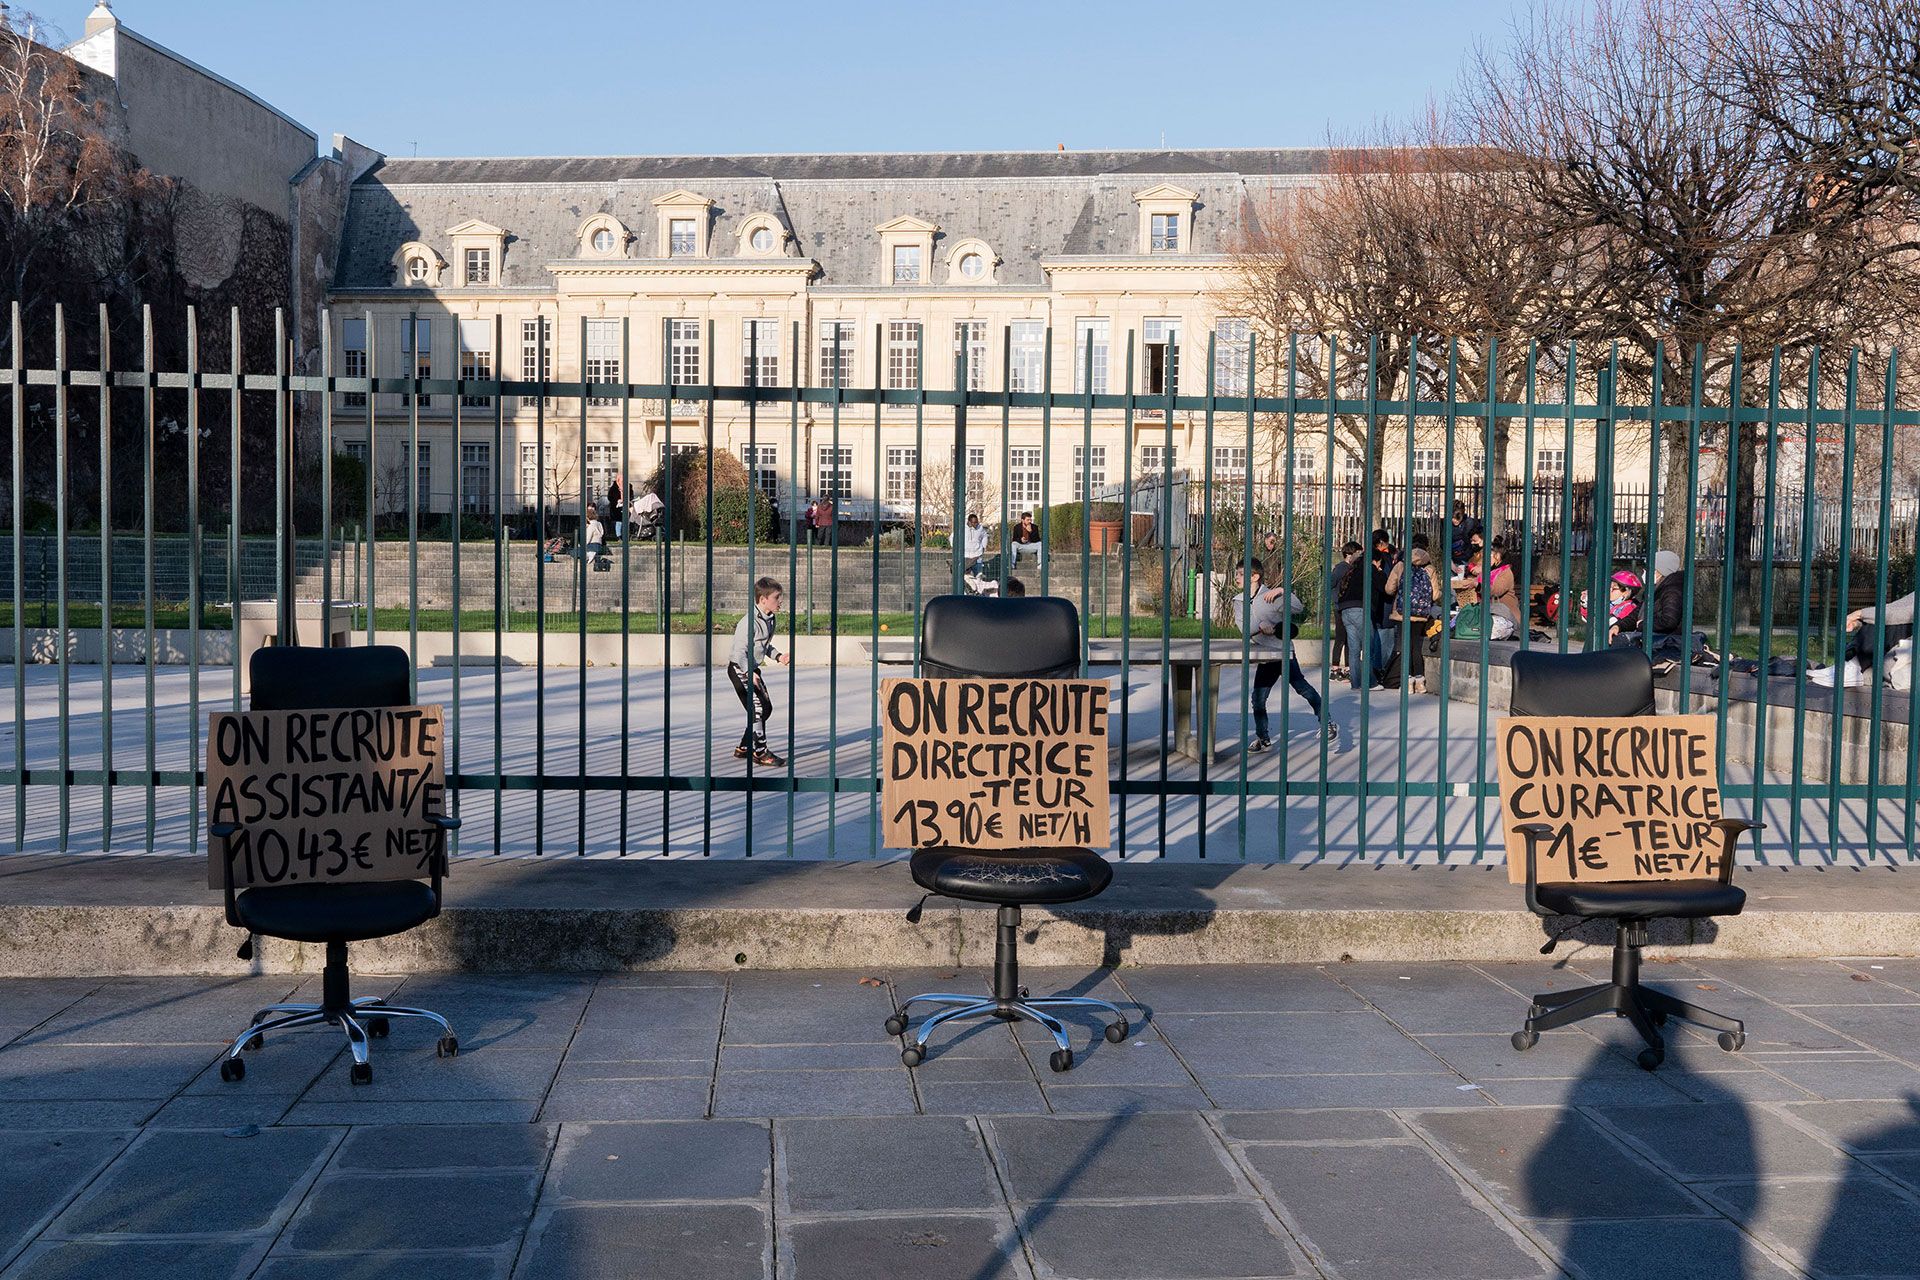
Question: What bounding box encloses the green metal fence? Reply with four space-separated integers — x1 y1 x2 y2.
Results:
4 304 1918 863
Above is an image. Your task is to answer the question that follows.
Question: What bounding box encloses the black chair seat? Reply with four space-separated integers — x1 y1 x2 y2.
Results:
235 879 439 944
911 847 1112 905
1534 879 1746 921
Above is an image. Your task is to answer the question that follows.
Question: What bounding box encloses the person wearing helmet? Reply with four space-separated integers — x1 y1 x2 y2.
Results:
1604 570 1643 646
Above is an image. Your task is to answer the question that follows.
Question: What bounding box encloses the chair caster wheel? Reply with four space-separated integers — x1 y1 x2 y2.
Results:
901 1046 924 1068
1636 1047 1664 1071
1105 1021 1130 1043
1718 1031 1744 1052
367 1017 390 1039
436 1035 459 1058
243 1035 263 1052
884 1015 907 1037
1511 1030 1538 1051
219 1057 245 1082
350 1062 373 1086
1049 1049 1074 1073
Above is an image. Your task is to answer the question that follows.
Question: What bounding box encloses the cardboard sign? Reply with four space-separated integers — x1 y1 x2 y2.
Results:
881 678 1111 850
1497 714 1727 884
206 705 449 890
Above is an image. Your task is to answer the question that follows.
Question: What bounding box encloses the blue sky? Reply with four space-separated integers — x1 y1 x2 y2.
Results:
36 0 1529 157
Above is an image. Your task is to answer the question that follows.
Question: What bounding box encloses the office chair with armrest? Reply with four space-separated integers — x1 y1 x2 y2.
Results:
884 594 1130 1073
1506 648 1760 1070
212 644 460 1087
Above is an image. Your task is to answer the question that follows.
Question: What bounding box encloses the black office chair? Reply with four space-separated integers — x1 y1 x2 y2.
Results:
212 645 460 1086
884 594 1130 1073
1507 648 1758 1070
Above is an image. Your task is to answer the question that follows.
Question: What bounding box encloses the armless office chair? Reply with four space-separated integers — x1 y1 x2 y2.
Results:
212 645 460 1086
884 594 1129 1072
1507 648 1758 1070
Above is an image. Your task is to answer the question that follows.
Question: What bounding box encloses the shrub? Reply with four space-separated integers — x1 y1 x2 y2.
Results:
647 449 775 544
1043 500 1127 550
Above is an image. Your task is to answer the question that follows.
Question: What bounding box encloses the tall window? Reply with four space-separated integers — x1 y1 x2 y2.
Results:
891 244 921 284
463 247 491 285
742 319 780 386
817 445 853 502
817 320 855 388
953 320 987 391
1211 446 1247 483
1213 318 1250 396
584 443 618 504
886 320 921 390
1074 444 1107 499
667 318 701 386
966 444 988 513
1140 443 1168 480
458 319 492 409
1144 317 1181 396
402 318 431 407
341 318 367 408
1008 446 1041 508
520 317 552 409
1411 448 1443 481
1009 321 1045 393
668 218 696 256
584 319 621 406
1072 318 1109 395
740 443 780 506
461 442 491 512
1150 212 1179 252
885 445 918 504
399 440 432 510
519 441 553 508
1536 448 1567 480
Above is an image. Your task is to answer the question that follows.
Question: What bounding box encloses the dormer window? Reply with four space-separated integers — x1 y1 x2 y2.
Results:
652 191 715 258
1150 213 1179 253
944 238 998 285
464 247 492 284
443 219 506 286
591 228 615 253
406 255 430 284
395 240 445 287
958 253 984 278
669 219 697 257
1132 185 1198 255
750 227 775 252
892 245 922 284
578 213 629 259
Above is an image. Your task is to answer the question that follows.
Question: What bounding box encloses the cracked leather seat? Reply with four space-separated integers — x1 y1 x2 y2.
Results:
910 846 1112 905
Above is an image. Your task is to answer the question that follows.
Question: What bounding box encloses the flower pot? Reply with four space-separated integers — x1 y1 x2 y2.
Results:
1088 520 1122 552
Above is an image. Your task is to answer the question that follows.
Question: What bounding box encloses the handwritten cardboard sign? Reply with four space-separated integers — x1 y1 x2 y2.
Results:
1497 713 1727 884
206 705 449 890
881 678 1111 850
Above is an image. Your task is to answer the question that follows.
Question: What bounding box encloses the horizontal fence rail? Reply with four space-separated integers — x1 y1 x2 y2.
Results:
4 305 1918 865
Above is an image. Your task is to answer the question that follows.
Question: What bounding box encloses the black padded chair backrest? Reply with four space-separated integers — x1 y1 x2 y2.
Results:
921 595 1079 680
250 644 411 711
1509 648 1655 719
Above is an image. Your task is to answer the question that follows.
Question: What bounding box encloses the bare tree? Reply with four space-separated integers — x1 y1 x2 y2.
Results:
919 460 996 538
1466 0 1914 553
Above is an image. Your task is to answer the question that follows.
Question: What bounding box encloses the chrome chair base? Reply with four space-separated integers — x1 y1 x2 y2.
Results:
887 991 1131 1073
219 996 458 1086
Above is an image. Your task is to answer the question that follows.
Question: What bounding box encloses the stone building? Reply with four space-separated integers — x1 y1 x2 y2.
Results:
326 150 1348 525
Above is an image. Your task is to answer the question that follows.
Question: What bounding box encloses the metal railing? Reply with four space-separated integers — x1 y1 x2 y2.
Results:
4 309 1918 864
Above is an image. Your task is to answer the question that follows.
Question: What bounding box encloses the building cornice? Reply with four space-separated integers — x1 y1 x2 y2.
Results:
1040 255 1232 274
545 258 818 278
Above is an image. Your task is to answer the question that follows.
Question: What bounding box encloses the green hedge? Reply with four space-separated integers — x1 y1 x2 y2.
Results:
1042 500 1125 550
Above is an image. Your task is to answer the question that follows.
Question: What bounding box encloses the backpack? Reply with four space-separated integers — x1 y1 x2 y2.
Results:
1453 604 1486 642
1400 563 1435 620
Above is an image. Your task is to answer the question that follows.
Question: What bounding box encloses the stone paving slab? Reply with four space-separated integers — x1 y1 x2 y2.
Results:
0 960 1918 1278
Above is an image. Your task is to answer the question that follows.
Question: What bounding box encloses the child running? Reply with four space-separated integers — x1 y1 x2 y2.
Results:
728 576 790 766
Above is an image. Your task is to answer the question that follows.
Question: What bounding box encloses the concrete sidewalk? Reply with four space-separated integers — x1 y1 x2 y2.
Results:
3 959 1920 1278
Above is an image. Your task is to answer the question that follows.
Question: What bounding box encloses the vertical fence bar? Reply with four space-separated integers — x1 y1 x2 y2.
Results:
320 310 333 655
1715 347 1743 788
1357 336 1378 858
272 309 287 664
449 317 463 853
700 320 716 857
747 319 761 856
54 304 69 849
1118 335 1134 859
186 309 203 854
362 309 376 648
1317 339 1337 860
1078 331 1091 672
1678 348 1705 717
999 325 1012 596
1751 350 1784 845
1237 335 1257 860
951 332 966 596
1557 343 1576 653
870 322 884 856
1394 337 1416 859
1788 348 1821 863
912 324 925 669
1644 341 1665 669
619 316 632 854
230 310 243 711
1039 324 1053 596
10 302 23 849
1158 330 1174 856
1519 344 1538 658
493 315 506 854
142 308 158 850
826 326 845 859
1866 351 1897 859
1827 350 1860 853
1437 341 1457 853
1276 334 1295 862
1473 338 1499 858
786 321 800 853
1197 331 1215 858
96 305 112 849
658 321 672 856
405 309 420 697
533 320 548 857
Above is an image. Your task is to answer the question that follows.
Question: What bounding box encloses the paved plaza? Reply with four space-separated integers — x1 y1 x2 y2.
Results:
2 957 1919 1278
